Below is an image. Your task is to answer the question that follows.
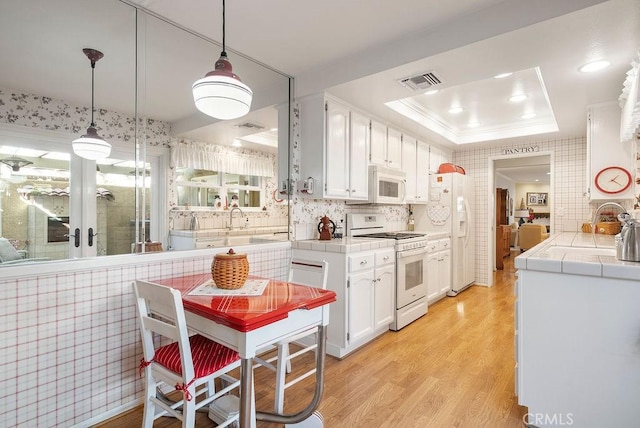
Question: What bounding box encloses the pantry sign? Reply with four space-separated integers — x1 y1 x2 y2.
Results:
502 145 540 155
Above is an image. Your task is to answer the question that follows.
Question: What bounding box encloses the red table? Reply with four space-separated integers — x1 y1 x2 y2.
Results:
155 273 336 428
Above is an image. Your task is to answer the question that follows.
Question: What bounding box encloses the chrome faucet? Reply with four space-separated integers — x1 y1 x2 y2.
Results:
591 202 628 227
591 202 628 246
228 207 244 230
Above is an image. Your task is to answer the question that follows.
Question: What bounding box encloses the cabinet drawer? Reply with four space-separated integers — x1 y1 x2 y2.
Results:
348 253 374 273
437 238 451 251
426 241 439 253
195 238 224 249
375 248 395 266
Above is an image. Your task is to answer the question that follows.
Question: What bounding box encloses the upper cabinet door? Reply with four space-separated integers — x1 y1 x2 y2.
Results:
401 136 417 202
401 137 429 204
349 111 370 200
324 101 351 198
415 140 430 202
587 103 635 200
369 120 387 167
386 127 402 170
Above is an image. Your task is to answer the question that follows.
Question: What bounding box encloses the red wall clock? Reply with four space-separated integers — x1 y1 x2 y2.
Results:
594 166 632 194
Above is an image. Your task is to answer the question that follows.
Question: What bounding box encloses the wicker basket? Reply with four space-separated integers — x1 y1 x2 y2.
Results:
595 221 621 235
211 249 249 289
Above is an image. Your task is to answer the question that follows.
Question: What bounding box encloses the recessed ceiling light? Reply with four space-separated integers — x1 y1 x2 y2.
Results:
535 179 539 182
467 121 480 128
449 107 463 114
579 60 610 73
232 140 242 147
508 94 527 103
521 113 536 119
494 72 513 79
424 89 439 95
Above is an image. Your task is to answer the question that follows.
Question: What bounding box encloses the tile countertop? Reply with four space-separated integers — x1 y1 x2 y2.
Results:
292 232 448 254
292 237 396 253
171 227 288 238
514 232 640 280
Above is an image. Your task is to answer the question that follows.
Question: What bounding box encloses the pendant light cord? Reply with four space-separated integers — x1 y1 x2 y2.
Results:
90 59 96 127
221 0 226 56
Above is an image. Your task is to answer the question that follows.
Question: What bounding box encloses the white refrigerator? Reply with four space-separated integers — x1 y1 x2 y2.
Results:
414 172 475 295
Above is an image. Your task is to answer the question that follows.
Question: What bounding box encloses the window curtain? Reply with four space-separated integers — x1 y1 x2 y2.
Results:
170 140 274 177
620 51 640 142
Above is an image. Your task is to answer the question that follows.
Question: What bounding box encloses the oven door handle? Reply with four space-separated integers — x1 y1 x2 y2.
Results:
397 247 428 259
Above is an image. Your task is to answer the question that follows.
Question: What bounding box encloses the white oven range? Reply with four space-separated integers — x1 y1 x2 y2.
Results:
347 213 428 330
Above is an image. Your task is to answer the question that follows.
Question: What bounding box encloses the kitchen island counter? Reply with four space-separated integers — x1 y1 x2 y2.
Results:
514 231 639 280
515 232 640 428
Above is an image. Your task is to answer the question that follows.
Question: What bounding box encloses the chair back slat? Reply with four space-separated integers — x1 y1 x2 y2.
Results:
288 259 328 289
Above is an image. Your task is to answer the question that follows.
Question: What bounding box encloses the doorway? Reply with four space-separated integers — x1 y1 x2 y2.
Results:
488 152 553 285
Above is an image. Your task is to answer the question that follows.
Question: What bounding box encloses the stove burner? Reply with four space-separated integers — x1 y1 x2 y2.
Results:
356 232 426 240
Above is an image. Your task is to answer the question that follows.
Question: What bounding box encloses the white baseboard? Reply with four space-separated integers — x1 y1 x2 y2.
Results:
71 399 142 428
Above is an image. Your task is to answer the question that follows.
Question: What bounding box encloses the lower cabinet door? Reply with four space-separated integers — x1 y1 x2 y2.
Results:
348 270 375 343
374 264 395 329
426 252 440 302
438 250 451 296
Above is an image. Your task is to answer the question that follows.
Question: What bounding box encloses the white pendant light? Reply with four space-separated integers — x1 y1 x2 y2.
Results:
73 48 111 160
192 0 252 120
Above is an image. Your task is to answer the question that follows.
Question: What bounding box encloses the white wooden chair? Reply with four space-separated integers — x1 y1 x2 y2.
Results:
133 280 242 428
254 259 329 413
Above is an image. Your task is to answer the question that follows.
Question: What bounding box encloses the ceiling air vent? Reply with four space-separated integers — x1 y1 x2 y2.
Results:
236 122 265 130
398 71 442 91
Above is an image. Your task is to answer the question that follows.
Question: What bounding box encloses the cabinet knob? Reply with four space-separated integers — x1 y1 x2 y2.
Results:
360 260 368 265
383 256 389 261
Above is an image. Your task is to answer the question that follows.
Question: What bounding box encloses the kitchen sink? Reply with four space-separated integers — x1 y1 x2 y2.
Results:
543 245 616 257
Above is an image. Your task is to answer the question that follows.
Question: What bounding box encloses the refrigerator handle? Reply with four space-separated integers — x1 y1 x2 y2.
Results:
463 198 471 247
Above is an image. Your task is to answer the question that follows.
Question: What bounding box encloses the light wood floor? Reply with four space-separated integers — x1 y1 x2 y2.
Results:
97 252 527 427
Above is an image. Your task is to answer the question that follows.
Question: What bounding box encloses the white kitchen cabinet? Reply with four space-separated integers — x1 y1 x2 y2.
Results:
437 241 451 296
370 121 402 170
386 127 402 170
586 102 635 201
426 250 440 302
373 250 395 330
425 238 451 303
292 245 395 358
348 111 370 200
299 93 369 201
170 233 225 250
324 100 350 198
348 269 375 343
348 248 395 346
428 145 452 173
402 135 429 204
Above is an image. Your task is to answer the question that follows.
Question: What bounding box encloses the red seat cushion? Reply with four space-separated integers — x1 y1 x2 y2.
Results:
154 334 239 378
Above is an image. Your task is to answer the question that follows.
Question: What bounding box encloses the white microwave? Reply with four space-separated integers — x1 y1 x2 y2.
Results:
366 166 406 204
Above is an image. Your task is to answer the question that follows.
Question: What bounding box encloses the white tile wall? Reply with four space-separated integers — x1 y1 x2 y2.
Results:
454 137 596 285
0 245 290 427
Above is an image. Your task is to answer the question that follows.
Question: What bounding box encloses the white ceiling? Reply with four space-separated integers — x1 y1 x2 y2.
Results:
0 0 638 154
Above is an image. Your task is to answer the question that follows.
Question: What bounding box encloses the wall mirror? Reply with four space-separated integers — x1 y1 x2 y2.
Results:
0 0 292 263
